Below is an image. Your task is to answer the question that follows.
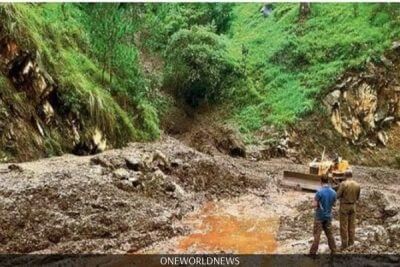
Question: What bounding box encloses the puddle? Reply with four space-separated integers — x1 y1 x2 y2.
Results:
140 192 309 254
178 199 278 253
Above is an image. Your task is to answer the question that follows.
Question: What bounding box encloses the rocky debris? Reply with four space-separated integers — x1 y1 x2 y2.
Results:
278 183 400 254
125 156 144 171
112 168 130 179
323 48 400 147
0 130 399 255
0 136 274 253
73 128 107 156
8 163 23 172
178 122 246 158
247 130 298 162
91 154 123 169
217 128 246 157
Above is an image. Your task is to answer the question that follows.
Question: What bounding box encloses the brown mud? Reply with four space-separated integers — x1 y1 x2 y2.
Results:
0 136 399 255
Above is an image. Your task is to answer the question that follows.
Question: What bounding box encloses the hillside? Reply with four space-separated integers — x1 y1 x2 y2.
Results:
0 3 400 167
228 3 399 130
0 4 160 161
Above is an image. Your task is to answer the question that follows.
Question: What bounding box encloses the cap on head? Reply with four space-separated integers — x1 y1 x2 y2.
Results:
344 170 353 178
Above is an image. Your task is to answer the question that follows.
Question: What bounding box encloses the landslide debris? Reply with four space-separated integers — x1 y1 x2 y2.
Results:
0 137 269 253
0 135 399 255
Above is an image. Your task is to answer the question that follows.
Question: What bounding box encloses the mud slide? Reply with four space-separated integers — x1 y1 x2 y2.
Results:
0 136 399 256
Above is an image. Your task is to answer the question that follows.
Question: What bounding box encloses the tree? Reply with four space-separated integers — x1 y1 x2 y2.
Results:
299 3 311 21
165 26 240 107
83 4 142 85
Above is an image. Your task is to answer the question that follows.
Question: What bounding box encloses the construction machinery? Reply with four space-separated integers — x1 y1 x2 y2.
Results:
282 149 350 191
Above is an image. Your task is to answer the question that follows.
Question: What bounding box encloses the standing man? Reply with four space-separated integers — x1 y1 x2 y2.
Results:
309 174 337 255
337 170 361 250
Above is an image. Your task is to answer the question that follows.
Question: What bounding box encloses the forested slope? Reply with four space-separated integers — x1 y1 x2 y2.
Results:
0 3 400 164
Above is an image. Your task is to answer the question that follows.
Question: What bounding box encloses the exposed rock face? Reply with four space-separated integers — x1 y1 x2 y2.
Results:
8 50 55 104
323 42 400 147
73 128 107 155
0 38 108 160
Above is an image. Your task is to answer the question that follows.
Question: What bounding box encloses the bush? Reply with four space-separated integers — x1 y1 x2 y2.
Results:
164 26 241 107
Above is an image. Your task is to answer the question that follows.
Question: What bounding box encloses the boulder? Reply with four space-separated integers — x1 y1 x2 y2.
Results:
128 176 140 187
73 128 107 155
92 128 106 153
38 101 54 124
384 204 399 217
8 164 23 172
170 159 183 168
125 157 143 171
392 41 400 50
380 55 393 68
152 150 169 167
113 168 129 180
387 224 400 245
323 89 341 109
377 131 388 146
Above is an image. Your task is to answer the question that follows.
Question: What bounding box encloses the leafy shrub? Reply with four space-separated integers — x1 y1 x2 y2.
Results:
165 26 241 107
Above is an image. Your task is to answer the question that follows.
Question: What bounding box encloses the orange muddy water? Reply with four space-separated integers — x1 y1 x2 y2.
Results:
177 196 279 253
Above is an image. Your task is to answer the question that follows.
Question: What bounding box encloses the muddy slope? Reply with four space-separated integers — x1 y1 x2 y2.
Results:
0 137 275 253
0 135 399 254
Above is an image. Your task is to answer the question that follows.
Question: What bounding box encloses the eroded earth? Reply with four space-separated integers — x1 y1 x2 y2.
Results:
0 137 399 257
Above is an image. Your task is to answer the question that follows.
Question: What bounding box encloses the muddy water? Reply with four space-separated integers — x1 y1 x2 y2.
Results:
178 199 279 253
143 195 282 254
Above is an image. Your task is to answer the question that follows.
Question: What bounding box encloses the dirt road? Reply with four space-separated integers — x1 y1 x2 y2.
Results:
0 136 399 254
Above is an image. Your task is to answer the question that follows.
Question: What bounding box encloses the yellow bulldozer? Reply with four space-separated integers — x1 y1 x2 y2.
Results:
282 149 350 191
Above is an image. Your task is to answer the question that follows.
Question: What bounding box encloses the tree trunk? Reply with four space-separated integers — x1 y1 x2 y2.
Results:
299 3 311 21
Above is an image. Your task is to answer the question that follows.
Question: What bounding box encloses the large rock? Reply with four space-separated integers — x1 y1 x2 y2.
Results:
324 52 400 146
73 128 107 155
8 51 55 103
377 131 388 146
113 168 129 180
125 156 144 171
37 101 54 124
323 89 341 110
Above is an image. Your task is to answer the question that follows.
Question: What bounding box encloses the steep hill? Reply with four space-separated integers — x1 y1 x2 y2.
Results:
0 4 160 161
1 3 400 167
227 3 400 131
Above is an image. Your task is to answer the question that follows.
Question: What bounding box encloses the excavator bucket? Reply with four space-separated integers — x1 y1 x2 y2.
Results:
282 171 321 191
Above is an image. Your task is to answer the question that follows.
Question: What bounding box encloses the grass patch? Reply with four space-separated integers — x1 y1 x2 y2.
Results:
228 3 400 132
0 4 159 148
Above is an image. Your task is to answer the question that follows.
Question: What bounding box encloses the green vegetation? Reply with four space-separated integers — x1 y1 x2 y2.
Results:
0 4 159 148
228 3 400 132
1 3 400 154
164 26 240 107
142 3 400 136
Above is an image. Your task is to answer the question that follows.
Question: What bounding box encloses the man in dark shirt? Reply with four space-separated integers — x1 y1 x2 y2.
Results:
309 174 337 255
